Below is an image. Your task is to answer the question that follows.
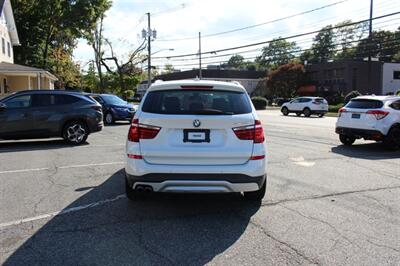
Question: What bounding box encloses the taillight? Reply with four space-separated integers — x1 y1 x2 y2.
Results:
233 120 265 143
338 108 347 117
127 154 143 159
366 110 389 120
250 155 265 160
128 119 161 142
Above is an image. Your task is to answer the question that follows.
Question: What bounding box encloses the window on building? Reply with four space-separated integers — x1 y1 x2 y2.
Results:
324 68 345 84
7 42 10 57
1 38 5 54
393 71 400 80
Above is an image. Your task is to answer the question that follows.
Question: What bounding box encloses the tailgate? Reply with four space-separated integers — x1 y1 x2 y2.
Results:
139 113 255 165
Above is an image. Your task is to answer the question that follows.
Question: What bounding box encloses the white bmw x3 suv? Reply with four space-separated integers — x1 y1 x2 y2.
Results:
125 80 267 201
336 95 400 149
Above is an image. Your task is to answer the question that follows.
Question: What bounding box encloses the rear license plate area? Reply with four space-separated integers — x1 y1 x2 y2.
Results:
183 129 210 143
351 113 361 119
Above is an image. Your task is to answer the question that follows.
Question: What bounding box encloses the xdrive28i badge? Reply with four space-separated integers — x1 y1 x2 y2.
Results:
193 119 201 128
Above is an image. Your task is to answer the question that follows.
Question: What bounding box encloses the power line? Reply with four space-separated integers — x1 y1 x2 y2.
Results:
153 18 400 63
153 11 400 59
156 0 349 41
152 37 400 68
238 1 399 45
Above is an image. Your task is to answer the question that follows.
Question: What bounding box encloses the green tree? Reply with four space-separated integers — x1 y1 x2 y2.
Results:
48 46 81 89
163 63 175 74
101 39 145 99
266 63 305 98
256 39 299 70
355 29 400 62
226 54 245 69
334 20 368 60
310 25 336 63
12 0 111 87
82 62 98 92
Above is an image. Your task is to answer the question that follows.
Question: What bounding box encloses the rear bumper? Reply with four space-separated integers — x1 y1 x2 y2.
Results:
125 154 267 193
87 120 103 133
126 173 266 193
335 127 384 140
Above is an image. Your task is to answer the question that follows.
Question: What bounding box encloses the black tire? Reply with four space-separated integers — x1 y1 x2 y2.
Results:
104 112 115 125
296 112 301 117
318 114 325 118
243 179 266 201
339 134 356 146
125 176 144 201
383 127 400 151
303 108 311 117
62 121 89 145
281 107 289 116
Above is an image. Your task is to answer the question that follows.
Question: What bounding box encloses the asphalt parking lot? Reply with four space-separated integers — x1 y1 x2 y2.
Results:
0 109 399 265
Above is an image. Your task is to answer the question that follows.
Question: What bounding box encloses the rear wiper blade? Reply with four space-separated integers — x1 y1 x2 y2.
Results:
194 109 234 115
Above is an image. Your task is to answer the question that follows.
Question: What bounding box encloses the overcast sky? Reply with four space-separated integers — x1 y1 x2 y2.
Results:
73 0 400 71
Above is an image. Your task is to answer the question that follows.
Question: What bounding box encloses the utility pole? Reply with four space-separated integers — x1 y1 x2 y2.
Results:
199 32 202 79
367 0 373 92
147 12 152 89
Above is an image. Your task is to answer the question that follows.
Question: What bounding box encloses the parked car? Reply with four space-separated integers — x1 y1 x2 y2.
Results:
0 90 103 145
335 96 400 150
91 94 136 124
281 97 328 117
125 80 267 201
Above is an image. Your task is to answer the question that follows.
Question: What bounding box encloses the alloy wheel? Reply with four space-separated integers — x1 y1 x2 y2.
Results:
66 124 86 144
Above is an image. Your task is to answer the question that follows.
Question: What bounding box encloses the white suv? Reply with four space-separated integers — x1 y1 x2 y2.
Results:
335 96 400 149
281 97 328 117
125 80 267 201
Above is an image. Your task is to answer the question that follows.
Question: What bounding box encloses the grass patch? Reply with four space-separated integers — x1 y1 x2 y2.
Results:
326 112 338 117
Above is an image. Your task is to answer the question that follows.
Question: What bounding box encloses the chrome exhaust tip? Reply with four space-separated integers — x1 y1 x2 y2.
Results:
135 185 145 192
144 186 153 192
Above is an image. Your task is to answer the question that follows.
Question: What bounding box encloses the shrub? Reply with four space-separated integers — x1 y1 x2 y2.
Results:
344 90 361 104
328 103 344 113
251 96 268 110
396 90 400 96
123 90 135 99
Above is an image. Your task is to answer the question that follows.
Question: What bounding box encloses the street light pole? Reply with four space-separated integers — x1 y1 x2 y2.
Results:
147 12 152 89
199 32 202 79
367 0 373 93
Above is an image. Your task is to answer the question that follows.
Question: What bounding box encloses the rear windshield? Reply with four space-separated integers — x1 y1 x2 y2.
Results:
142 89 252 115
346 99 383 109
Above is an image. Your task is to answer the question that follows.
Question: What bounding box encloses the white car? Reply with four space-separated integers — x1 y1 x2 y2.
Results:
281 97 328 117
335 95 400 149
125 80 267 201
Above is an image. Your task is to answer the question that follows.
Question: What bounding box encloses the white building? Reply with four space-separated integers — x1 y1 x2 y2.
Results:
382 63 400 95
137 69 266 97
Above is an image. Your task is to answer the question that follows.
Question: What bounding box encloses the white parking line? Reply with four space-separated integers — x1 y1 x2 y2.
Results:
0 194 126 229
0 162 124 175
0 168 50 174
58 162 124 169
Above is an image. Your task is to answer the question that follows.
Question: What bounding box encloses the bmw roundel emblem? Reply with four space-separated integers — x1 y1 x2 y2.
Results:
193 119 201 128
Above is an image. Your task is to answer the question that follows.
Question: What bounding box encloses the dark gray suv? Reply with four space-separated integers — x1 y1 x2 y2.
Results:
0 90 103 145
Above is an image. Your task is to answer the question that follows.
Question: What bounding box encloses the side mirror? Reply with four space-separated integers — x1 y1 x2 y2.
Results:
0 103 6 111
